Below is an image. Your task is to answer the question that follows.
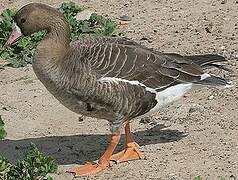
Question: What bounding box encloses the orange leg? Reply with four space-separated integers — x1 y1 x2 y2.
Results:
110 123 144 163
67 134 120 176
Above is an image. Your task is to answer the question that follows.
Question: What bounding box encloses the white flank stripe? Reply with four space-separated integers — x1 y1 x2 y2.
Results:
99 77 157 94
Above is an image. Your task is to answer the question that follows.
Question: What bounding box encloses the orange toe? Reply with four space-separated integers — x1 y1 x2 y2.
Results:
110 142 144 163
66 162 108 176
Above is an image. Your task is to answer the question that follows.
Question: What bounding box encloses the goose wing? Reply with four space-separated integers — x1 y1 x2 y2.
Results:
74 36 212 89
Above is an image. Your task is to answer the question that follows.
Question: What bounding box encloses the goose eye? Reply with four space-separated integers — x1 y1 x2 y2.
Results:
20 18 26 23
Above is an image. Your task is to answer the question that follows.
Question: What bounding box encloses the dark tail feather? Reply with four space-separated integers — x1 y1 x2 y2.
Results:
187 54 231 71
164 53 230 71
187 54 225 65
203 63 232 72
195 75 232 87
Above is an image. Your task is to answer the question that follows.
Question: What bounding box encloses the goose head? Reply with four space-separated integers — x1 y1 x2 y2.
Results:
4 3 70 47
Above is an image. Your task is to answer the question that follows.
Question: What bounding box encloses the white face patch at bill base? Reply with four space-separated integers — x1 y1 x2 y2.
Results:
12 21 22 35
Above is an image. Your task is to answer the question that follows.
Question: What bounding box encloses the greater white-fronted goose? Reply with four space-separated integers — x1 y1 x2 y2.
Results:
5 3 232 176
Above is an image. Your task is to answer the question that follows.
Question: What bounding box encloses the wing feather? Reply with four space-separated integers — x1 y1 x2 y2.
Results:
72 36 225 89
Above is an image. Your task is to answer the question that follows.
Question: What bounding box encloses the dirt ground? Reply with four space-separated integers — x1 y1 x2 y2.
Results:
0 0 238 179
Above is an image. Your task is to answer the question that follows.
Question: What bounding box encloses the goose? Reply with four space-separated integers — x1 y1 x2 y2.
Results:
4 3 232 176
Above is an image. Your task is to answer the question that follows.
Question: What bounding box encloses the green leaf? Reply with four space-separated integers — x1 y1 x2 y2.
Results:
219 177 226 180
0 116 7 140
0 116 4 126
0 155 12 180
45 175 54 180
0 127 7 140
193 176 202 180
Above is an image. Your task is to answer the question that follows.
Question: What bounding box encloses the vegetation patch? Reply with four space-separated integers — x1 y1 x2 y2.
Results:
0 1 122 67
0 115 7 140
0 144 57 180
193 176 202 180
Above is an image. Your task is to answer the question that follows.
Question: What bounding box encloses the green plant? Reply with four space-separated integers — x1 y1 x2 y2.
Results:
193 176 202 180
0 2 121 68
0 144 57 180
0 115 7 140
0 156 12 179
219 177 226 180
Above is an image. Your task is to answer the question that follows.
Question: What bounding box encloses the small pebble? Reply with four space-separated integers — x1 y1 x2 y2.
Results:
153 29 158 33
119 15 132 21
119 21 129 25
221 0 227 4
140 36 153 43
2 107 8 111
205 27 212 33
221 46 226 50
205 22 213 33
78 116 84 122
189 104 203 113
140 117 151 124
205 27 210 33
208 95 214 100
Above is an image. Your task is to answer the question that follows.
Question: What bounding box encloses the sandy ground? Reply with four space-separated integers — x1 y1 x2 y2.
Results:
0 0 238 179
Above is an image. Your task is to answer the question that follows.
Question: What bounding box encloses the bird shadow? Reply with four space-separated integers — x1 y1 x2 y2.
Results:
0 124 186 165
